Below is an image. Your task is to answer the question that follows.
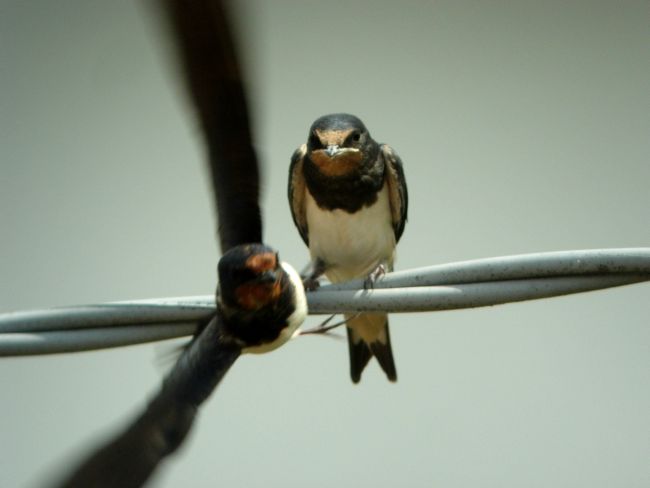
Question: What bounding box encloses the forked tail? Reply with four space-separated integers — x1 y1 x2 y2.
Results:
346 313 397 383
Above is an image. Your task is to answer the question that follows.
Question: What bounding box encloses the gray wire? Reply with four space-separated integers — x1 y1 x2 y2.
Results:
0 323 197 356
319 248 650 290
0 300 214 333
308 274 649 313
1 248 648 356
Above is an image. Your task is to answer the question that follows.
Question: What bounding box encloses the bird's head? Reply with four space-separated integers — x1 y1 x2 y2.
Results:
306 113 377 177
217 243 283 312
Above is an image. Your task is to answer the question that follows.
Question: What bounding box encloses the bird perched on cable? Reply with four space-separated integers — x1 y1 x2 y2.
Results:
288 113 408 383
217 243 307 353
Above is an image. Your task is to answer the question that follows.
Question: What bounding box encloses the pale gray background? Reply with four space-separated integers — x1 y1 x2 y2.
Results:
1 1 648 487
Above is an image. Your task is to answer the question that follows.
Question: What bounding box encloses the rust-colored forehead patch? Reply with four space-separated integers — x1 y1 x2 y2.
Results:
245 252 277 273
315 128 355 147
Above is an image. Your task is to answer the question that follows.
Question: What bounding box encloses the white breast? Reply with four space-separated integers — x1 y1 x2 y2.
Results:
305 185 396 282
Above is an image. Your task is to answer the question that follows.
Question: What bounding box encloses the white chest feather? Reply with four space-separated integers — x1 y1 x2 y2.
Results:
305 185 396 282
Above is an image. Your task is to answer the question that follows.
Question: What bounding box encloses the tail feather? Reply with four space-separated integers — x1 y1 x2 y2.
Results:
346 330 372 383
369 324 397 382
346 314 397 383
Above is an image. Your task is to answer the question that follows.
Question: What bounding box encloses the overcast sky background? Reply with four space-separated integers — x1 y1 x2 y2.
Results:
1 1 648 487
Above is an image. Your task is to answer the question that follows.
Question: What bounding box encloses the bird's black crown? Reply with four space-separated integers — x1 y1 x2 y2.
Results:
309 113 368 134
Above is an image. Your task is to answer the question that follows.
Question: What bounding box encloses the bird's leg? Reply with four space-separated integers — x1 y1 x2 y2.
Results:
299 313 359 336
301 258 327 291
363 263 387 290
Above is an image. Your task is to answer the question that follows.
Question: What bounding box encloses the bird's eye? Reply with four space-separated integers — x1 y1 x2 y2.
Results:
309 133 323 149
345 131 362 145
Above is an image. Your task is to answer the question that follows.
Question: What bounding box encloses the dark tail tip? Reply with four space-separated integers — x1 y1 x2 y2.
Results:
370 340 397 382
347 332 372 383
346 325 397 383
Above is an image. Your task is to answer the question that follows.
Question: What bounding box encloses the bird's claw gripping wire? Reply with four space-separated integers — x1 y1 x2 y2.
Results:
363 263 387 290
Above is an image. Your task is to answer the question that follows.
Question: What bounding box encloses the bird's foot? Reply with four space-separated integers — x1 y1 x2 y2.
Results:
363 264 387 290
299 313 357 336
301 258 327 291
302 276 321 291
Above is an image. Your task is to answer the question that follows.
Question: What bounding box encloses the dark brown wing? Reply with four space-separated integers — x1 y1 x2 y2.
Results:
56 2 252 486
56 315 241 488
162 0 261 252
288 144 309 246
381 144 408 242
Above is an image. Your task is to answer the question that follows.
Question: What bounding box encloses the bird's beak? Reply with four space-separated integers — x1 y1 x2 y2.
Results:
325 145 341 157
257 270 278 285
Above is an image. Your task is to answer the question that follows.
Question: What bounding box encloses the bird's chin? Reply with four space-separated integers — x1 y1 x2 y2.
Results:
310 149 363 177
235 281 281 310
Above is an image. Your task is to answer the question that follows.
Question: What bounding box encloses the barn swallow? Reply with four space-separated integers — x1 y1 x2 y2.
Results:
60 245 307 488
217 243 307 353
288 113 408 382
58 2 303 484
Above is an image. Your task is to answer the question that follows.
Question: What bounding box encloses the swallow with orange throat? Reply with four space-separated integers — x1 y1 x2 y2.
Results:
288 113 408 382
217 243 307 353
